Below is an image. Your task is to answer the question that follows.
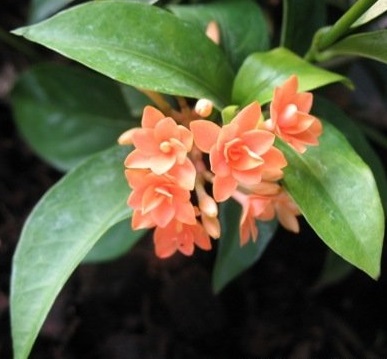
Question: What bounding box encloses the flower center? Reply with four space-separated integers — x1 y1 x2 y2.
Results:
160 141 172 153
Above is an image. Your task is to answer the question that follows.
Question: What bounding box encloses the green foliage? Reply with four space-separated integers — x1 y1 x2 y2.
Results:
212 200 277 293
11 146 131 359
13 1 234 108
28 0 74 24
232 48 350 106
11 64 133 171
169 0 269 70
278 121 384 279
317 30 387 65
281 0 326 56
83 220 145 263
9 1 387 358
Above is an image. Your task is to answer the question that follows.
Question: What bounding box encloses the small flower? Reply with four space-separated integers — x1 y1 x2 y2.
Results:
232 190 272 246
264 75 322 153
126 169 196 230
125 106 194 176
154 219 212 258
205 20 220 45
190 102 287 202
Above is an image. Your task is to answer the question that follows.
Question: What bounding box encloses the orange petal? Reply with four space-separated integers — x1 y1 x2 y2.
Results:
213 175 237 202
142 106 165 128
232 102 261 132
190 120 220 153
148 153 176 175
125 150 151 169
167 159 196 190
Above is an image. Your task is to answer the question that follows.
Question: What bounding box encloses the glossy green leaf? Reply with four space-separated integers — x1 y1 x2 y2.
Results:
212 200 277 293
232 48 350 106
313 96 387 213
169 0 269 70
352 0 387 27
317 30 387 65
278 121 384 279
280 0 326 56
83 220 145 263
13 1 234 108
28 0 74 24
11 145 132 359
11 64 133 171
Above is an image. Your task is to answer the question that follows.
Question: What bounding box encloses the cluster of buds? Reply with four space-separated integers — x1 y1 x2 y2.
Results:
118 75 322 258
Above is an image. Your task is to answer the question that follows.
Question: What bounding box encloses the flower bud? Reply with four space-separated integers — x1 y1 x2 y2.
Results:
194 98 213 118
205 20 220 45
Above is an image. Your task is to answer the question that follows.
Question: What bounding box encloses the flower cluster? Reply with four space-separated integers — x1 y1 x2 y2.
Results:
119 76 322 258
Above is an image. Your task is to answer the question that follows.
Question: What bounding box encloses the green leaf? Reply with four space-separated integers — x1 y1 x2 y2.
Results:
212 200 277 293
28 0 74 24
278 121 384 279
352 0 387 27
11 145 132 359
83 220 145 263
317 30 387 65
280 0 326 56
313 96 387 213
13 1 234 109
169 0 269 70
11 64 133 171
232 47 350 106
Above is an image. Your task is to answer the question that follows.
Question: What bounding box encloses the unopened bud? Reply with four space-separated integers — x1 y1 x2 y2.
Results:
194 98 213 118
205 20 220 45
199 194 218 218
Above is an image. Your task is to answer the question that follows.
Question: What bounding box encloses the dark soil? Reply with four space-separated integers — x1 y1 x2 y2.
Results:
2 1 387 358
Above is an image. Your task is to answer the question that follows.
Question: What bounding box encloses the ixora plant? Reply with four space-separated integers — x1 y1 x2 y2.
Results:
9 0 387 358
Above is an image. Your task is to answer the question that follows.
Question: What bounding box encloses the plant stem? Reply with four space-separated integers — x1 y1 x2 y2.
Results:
317 0 377 51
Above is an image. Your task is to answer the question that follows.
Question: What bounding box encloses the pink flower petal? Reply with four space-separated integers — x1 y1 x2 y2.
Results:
190 120 220 153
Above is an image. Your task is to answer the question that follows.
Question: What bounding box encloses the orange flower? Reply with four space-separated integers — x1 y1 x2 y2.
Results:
125 106 195 181
264 75 322 153
190 102 287 202
154 219 212 258
126 169 196 229
232 190 272 246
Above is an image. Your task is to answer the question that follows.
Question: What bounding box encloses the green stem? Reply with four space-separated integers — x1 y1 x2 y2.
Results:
304 0 377 62
318 0 377 51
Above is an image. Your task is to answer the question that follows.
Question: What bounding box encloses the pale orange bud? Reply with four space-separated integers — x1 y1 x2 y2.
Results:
199 193 218 218
201 213 221 239
205 20 220 45
194 98 213 118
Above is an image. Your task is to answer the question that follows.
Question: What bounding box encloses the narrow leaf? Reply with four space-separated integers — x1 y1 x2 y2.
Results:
352 0 387 27
169 0 269 70
278 121 384 279
11 145 132 359
212 200 277 293
232 47 350 106
11 64 133 171
83 220 145 263
318 30 387 65
280 0 326 56
13 1 234 108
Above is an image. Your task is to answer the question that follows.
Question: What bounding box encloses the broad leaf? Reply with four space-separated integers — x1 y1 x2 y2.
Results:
28 0 73 23
278 121 384 279
13 1 234 108
83 220 145 263
212 200 277 293
317 30 387 65
313 96 387 213
280 0 326 56
352 0 387 27
169 0 269 70
232 48 350 106
11 145 132 359
11 64 133 171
